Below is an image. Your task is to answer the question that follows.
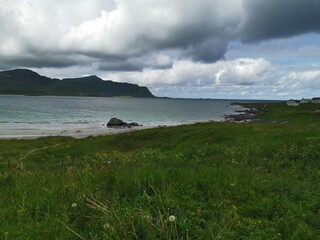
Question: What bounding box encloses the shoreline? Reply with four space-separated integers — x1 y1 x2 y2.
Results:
0 118 231 140
0 104 250 140
0 125 158 140
0 115 250 140
224 105 258 122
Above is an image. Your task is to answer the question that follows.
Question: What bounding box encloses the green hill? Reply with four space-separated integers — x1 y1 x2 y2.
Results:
0 69 154 97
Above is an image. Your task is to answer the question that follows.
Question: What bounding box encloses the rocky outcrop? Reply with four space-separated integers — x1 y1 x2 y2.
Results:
107 118 141 128
225 113 256 122
225 107 258 122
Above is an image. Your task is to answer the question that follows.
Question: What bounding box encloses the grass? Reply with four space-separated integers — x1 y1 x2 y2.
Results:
0 102 320 239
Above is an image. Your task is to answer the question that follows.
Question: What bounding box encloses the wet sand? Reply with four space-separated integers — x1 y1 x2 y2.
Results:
0 125 157 139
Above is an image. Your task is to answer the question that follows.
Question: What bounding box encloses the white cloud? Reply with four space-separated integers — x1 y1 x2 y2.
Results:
278 69 320 90
1 0 320 99
0 0 115 55
214 58 274 85
100 58 277 98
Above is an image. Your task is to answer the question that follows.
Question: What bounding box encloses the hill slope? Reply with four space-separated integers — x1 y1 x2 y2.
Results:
0 69 154 97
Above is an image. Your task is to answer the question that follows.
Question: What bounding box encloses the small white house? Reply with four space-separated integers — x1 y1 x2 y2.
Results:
300 98 311 104
312 97 320 103
287 99 300 106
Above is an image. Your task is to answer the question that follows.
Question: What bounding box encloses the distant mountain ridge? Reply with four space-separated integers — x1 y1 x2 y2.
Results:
0 69 155 97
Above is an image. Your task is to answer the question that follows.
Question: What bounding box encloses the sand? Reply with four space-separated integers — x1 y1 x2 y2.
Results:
0 125 157 139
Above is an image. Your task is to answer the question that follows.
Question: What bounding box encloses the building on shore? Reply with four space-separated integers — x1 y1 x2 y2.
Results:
287 97 320 106
312 97 320 103
300 98 312 104
287 99 300 106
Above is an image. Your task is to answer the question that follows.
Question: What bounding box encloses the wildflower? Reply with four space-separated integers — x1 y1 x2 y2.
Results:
169 215 176 222
71 203 77 208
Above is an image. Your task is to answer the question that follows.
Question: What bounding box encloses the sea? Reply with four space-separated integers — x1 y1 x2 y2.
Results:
0 95 248 131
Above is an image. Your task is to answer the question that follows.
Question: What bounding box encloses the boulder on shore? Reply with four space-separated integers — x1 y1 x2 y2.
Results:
107 118 142 128
107 118 124 127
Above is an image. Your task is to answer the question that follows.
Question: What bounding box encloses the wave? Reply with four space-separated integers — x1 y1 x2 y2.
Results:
11 121 51 124
61 121 90 124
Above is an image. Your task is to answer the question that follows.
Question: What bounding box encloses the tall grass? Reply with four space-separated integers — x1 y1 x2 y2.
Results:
0 102 320 239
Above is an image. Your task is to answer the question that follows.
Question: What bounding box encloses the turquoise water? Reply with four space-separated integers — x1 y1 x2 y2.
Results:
0 95 245 130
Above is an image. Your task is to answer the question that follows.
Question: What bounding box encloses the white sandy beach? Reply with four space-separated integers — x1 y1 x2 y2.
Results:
0 125 157 139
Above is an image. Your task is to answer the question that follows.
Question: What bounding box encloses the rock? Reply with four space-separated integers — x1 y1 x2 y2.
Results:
107 118 141 128
224 107 260 123
107 118 124 127
244 108 259 114
225 113 255 122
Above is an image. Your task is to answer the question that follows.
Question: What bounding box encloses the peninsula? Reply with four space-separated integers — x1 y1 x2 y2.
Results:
0 69 154 97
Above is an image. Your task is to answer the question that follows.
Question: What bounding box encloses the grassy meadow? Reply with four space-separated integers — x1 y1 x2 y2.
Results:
0 102 320 239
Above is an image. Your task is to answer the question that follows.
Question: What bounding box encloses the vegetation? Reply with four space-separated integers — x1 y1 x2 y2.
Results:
0 69 154 97
0 102 320 239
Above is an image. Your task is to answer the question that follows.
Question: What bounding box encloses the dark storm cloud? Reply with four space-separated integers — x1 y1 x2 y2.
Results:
98 53 173 72
183 37 228 63
0 55 80 69
60 0 242 65
240 0 320 42
98 61 144 72
1 0 320 72
98 59 173 72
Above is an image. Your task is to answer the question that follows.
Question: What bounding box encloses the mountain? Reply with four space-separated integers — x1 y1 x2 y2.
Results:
0 69 155 97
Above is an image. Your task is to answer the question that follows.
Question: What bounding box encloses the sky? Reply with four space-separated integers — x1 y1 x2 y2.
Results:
1 0 320 99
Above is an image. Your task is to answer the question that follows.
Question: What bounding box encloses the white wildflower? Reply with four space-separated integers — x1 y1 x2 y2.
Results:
71 203 77 208
169 215 176 222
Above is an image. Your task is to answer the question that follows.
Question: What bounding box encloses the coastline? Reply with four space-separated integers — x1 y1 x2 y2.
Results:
0 101 250 140
224 104 258 122
0 116 243 139
0 125 157 139
0 112 251 140
0 117 236 139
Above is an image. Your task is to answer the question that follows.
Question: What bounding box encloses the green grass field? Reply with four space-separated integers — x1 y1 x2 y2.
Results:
1 102 320 239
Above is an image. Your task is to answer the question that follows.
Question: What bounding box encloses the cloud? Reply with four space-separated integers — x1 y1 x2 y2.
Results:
0 55 78 69
60 0 242 62
0 0 116 68
1 0 320 99
101 58 275 97
214 58 274 86
240 0 320 42
30 56 320 99
1 0 320 70
183 37 228 63
278 69 320 91
98 52 173 72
